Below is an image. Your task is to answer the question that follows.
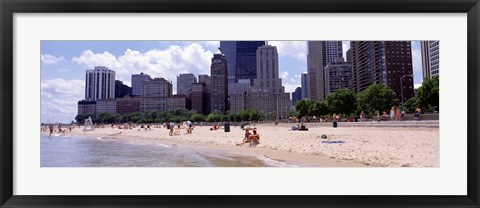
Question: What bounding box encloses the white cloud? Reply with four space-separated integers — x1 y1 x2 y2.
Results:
72 43 215 93
41 78 85 123
414 83 422 89
280 71 289 79
281 71 302 94
269 41 306 61
41 54 66 64
72 50 121 70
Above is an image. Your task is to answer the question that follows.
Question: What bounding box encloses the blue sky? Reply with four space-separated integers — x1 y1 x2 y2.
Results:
41 41 423 123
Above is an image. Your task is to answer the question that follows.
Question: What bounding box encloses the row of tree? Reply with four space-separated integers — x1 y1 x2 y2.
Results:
292 76 439 118
75 76 439 124
75 108 269 124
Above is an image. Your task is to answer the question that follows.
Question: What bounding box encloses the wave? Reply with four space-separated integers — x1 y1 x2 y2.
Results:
255 155 299 167
157 143 172 148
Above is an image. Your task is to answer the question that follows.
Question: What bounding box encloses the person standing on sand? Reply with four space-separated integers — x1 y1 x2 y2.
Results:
169 122 174 136
49 125 53 136
360 111 365 122
395 107 402 122
390 107 395 121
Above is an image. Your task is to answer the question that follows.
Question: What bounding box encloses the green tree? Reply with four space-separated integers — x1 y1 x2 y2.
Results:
403 96 421 113
287 110 299 118
294 99 310 117
326 89 357 116
191 113 205 122
417 76 439 112
130 112 144 123
357 84 396 115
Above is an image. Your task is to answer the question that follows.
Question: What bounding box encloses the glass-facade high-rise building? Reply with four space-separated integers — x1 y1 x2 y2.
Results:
234 41 265 85
219 41 237 84
301 73 308 100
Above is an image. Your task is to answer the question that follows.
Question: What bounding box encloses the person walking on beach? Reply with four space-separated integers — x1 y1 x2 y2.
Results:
187 121 193 134
360 111 366 122
49 125 53 136
169 122 174 136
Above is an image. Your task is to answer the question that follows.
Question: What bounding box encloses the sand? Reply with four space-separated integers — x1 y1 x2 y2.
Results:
51 123 439 167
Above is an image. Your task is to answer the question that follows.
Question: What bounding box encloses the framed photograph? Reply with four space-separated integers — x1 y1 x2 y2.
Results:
1 0 479 207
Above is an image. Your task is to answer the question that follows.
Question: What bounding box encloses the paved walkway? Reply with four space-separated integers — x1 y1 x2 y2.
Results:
313 120 439 128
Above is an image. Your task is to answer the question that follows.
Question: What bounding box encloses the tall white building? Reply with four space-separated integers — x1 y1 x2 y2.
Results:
421 41 440 79
85 66 116 101
131 72 151 96
307 41 343 101
254 45 284 93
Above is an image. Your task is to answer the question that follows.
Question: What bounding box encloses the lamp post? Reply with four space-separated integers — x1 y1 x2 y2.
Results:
274 93 279 122
400 74 414 107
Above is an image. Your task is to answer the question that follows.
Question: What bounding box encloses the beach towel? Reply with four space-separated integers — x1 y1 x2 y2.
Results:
321 140 345 144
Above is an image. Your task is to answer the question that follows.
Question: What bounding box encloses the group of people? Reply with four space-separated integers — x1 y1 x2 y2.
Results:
42 124 72 136
290 123 308 131
167 121 194 136
237 128 260 147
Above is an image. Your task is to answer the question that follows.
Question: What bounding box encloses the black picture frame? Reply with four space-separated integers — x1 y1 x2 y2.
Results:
1 0 479 207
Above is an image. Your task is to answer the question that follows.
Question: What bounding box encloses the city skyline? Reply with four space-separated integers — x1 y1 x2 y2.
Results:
41 40 425 123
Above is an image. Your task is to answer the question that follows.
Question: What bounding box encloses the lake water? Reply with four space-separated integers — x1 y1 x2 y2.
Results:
40 134 296 167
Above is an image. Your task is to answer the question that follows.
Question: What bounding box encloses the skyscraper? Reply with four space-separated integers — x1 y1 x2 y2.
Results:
85 66 116 101
292 87 302 107
421 41 440 79
384 41 414 102
324 57 354 97
114 80 132 98
235 41 265 84
141 78 172 112
219 41 237 84
131 72 151 96
198 74 211 114
229 45 291 120
300 73 308 100
307 41 343 101
191 82 209 115
210 53 228 114
176 73 197 96
253 45 284 93
351 41 414 102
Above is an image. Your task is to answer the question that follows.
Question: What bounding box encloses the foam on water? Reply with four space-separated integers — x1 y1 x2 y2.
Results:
157 143 172 148
254 155 299 167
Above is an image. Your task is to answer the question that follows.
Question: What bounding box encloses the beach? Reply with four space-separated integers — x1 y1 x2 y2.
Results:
45 122 439 167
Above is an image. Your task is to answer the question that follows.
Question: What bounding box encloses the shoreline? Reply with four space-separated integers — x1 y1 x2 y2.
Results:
42 132 365 167
42 123 439 167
